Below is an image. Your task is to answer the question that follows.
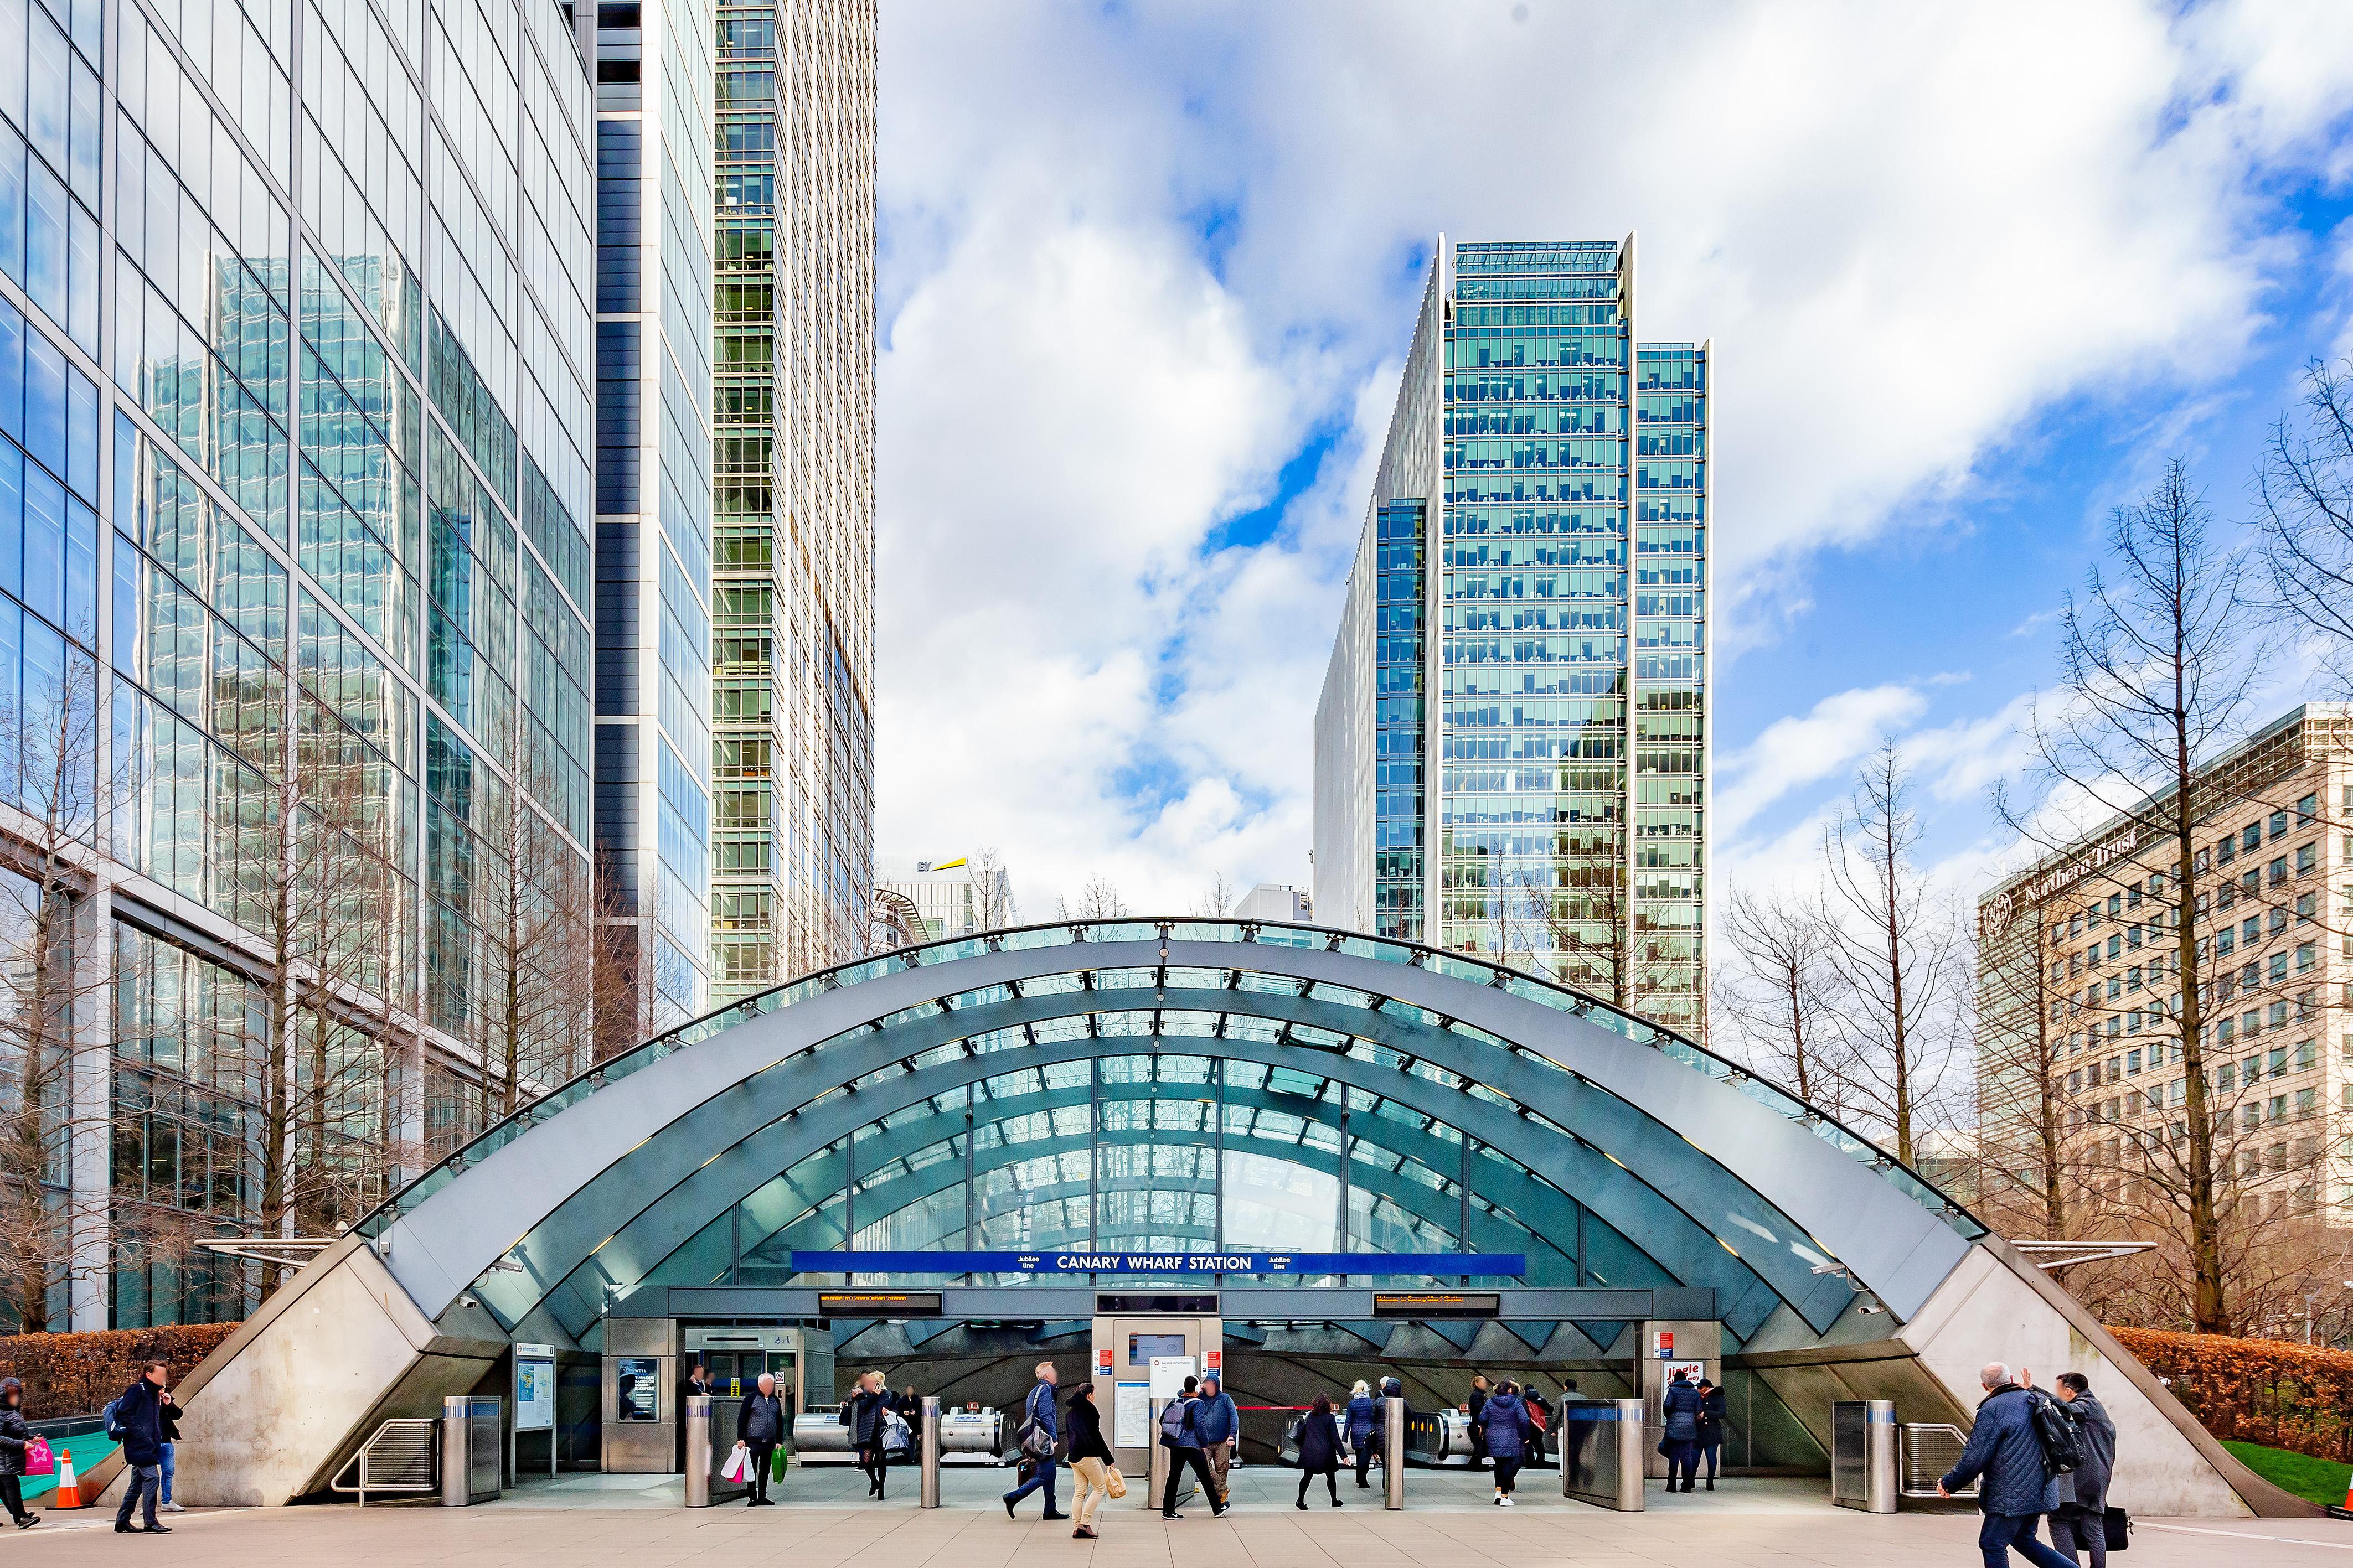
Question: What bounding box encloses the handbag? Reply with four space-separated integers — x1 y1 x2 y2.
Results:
2103 1507 2129 1553
24 1436 53 1477
1105 1466 1127 1499
720 1443 749 1482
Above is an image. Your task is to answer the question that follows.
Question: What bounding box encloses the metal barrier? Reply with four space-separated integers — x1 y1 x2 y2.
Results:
441 1396 504 1507
1830 1400 1898 1513
1382 1396 1405 1509
920 1396 941 1509
1561 1399 1644 1511
1901 1422 1973 1499
685 1394 751 1507
329 1419 440 1507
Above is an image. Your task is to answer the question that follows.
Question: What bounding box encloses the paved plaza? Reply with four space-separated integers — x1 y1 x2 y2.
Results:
13 1466 2351 1565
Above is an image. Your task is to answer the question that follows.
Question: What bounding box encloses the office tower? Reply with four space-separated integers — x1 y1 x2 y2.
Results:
1233 883 1313 924
591 0 718 1031
874 855 981 945
1314 236 1708 1033
1974 703 2351 1239
0 0 600 1329
709 0 876 1003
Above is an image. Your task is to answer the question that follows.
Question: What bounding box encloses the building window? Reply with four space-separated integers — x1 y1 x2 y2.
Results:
2297 842 2317 875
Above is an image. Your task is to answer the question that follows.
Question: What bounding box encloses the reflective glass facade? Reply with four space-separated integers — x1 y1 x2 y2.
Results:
1318 237 1707 1034
709 0 876 1002
0 0 600 1330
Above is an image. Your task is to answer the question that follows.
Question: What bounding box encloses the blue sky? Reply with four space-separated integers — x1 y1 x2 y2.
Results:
868 0 2353 919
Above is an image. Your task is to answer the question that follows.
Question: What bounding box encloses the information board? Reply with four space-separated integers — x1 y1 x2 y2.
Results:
514 1343 556 1434
1149 1355 1195 1398
1114 1382 1151 1447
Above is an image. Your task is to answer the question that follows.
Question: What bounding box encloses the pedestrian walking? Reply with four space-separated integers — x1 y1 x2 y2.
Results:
1480 1379 1528 1505
2048 1373 2116 1567
0 1377 38 1529
1937 1363 2078 1568
1003 1360 1068 1521
736 1372 787 1507
1466 1373 1491 1470
1158 1376 1225 1519
842 1371 893 1499
1661 1369 1703 1493
1696 1377 1726 1491
1294 1393 1345 1509
1194 1373 1239 1506
1523 1383 1550 1467
1064 1381 1116 1540
156 1387 182 1512
111 1361 171 1534
1345 1379 1379 1489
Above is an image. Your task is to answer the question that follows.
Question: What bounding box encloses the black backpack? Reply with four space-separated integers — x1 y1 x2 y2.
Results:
2029 1391 2082 1477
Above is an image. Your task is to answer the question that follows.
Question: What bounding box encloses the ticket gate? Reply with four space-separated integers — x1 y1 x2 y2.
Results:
1088 1292 1223 1505
793 1405 1002 1464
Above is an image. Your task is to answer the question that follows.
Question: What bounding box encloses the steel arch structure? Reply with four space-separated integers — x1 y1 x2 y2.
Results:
154 919 2294 1516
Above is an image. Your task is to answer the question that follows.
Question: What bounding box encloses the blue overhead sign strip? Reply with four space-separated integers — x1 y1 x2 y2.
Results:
787 1251 1526 1276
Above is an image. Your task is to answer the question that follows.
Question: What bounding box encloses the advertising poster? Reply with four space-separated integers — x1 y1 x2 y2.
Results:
615 1357 660 1421
1114 1382 1151 1447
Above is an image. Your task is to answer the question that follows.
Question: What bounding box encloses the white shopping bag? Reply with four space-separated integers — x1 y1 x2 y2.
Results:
721 1442 750 1482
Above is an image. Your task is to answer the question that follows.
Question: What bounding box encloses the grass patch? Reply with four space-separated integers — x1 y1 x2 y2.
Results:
2221 1439 2352 1508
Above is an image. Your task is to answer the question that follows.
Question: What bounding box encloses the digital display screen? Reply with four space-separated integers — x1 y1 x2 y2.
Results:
1372 1292 1500 1319
818 1292 943 1316
1128 1332 1187 1366
614 1357 660 1421
1096 1292 1217 1314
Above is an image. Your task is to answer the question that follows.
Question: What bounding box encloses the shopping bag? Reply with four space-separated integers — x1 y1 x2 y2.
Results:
24 1436 53 1476
2103 1507 2130 1553
1105 1466 1127 1500
771 1445 789 1483
720 1443 749 1482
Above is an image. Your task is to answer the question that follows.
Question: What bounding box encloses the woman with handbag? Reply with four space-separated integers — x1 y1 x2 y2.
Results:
0 1378 37 1528
1294 1393 1345 1509
1064 1381 1116 1539
844 1371 893 1499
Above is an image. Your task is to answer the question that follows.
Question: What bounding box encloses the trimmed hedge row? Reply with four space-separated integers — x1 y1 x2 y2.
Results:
0 1324 239 1420
2112 1326 2353 1463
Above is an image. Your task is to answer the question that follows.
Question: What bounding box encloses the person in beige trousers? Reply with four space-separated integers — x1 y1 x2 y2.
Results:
1062 1382 1118 1539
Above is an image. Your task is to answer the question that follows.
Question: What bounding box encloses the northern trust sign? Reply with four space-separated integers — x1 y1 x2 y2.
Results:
788 1251 1530 1276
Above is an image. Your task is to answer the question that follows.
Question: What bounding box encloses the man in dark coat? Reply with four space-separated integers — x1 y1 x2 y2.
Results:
1696 1378 1727 1490
1002 1361 1067 1521
735 1372 786 1507
112 1361 171 1533
1466 1374 1491 1469
2048 1373 2117 1567
1938 1362 2076 1568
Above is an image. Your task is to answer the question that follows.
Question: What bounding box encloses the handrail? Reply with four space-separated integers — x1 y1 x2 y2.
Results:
329 1418 440 1507
350 917 1988 1245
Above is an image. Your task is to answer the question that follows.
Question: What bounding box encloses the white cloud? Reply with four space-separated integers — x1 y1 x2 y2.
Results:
872 0 2353 922
1717 685 1930 838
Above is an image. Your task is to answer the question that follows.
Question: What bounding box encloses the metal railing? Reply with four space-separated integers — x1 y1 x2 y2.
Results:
1901 1423 1974 1498
329 1419 440 1507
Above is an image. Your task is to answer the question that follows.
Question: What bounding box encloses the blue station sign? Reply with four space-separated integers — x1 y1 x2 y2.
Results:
787 1250 1527 1276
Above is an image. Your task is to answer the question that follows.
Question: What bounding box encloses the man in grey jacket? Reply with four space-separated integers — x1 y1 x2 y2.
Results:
2048 1373 2116 1567
1937 1362 2076 1568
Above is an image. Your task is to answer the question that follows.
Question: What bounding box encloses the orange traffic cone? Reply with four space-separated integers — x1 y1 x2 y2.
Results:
49 1451 81 1508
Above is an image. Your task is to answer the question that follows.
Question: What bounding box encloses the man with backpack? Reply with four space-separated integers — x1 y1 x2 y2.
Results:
1002 1361 1068 1522
1157 1379 1225 1519
110 1362 171 1534
1937 1363 2079 1568
1193 1373 1239 1507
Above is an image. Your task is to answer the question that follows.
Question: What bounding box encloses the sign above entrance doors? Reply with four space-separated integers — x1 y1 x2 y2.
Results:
789 1250 1527 1276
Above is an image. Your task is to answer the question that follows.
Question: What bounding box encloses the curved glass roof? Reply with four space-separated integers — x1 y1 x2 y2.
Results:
358 919 1985 1344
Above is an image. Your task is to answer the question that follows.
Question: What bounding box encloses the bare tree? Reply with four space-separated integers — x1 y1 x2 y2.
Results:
0 650 115 1330
971 848 1018 930
1191 872 1236 919
1715 887 1849 1119
2255 355 2353 691
1057 874 1128 921
2001 459 2266 1333
1820 737 1964 1167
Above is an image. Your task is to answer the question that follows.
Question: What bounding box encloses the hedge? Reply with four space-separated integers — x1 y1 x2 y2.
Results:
2111 1326 2353 1462
0 1324 239 1421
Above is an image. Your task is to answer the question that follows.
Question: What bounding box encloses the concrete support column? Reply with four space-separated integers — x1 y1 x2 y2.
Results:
68 883 113 1331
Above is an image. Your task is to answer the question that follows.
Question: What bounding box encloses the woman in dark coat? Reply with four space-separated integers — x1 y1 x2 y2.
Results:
842 1372 893 1499
1344 1380 1378 1488
1480 1380 1528 1504
1294 1393 1345 1509
0 1377 37 1528
1064 1383 1116 1539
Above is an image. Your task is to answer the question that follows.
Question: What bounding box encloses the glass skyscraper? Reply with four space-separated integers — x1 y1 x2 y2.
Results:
1315 235 1708 1033
709 0 875 1003
0 0 603 1329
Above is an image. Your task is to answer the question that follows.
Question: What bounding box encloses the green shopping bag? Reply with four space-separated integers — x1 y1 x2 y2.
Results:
771 1444 790 1483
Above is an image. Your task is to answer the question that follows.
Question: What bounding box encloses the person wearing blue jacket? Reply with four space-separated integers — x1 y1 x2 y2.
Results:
1661 1370 1704 1493
1345 1380 1379 1489
111 1362 171 1534
1002 1361 1069 1522
1480 1380 1528 1505
1938 1363 2077 1568
1194 1373 1239 1507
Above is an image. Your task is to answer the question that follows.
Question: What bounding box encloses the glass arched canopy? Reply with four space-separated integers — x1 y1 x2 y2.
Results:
358 920 1984 1352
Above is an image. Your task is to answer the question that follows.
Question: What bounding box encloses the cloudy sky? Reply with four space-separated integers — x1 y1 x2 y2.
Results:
869 0 2353 920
